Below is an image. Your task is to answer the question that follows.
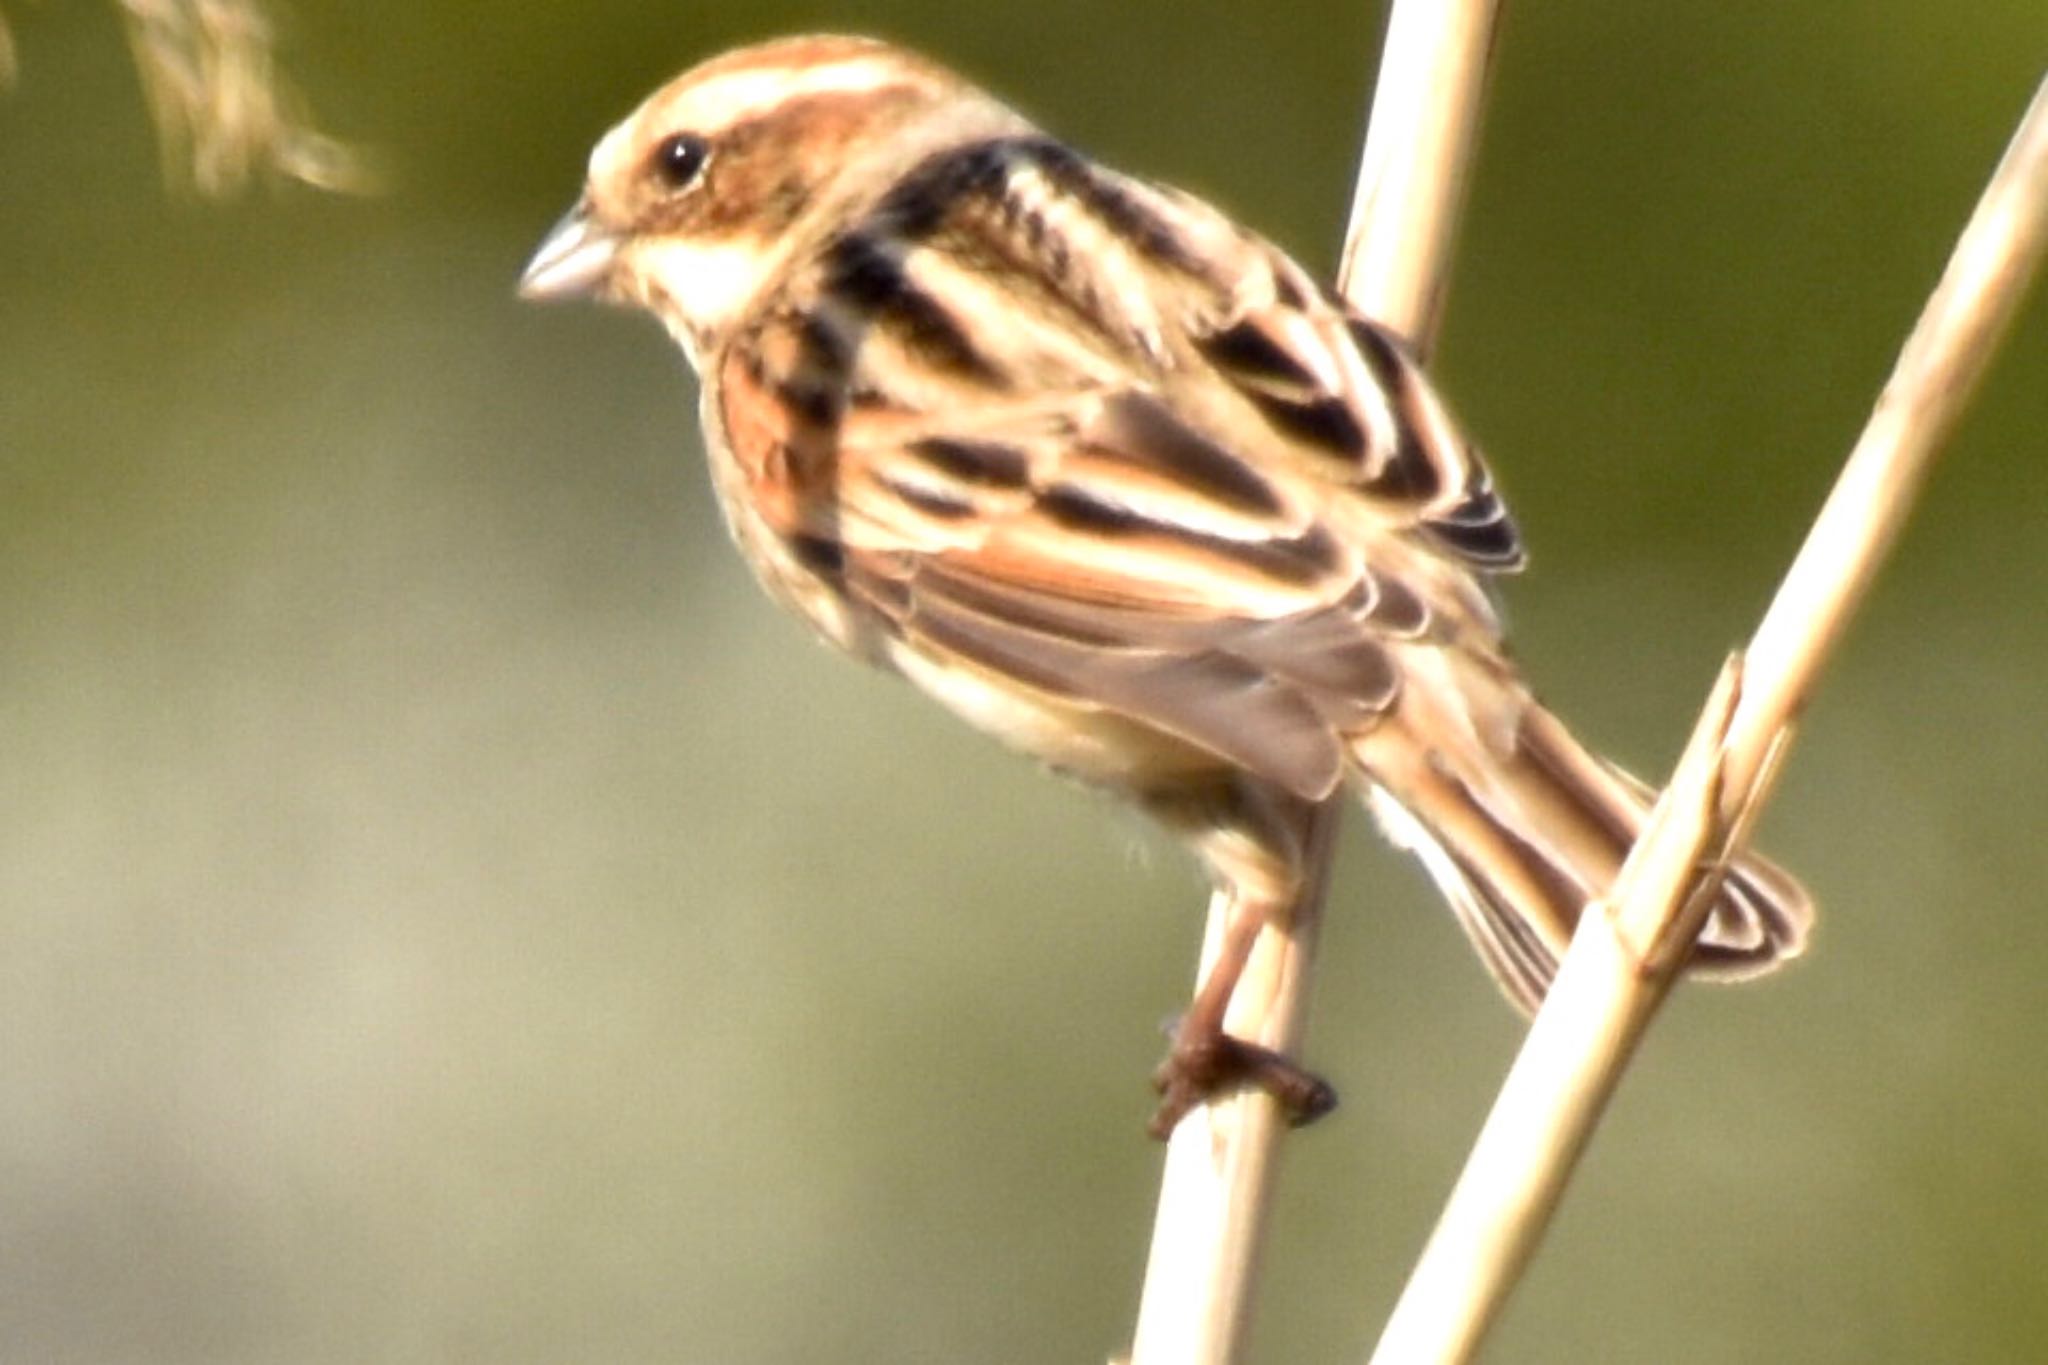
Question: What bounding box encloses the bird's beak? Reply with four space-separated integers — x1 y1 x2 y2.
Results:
519 199 620 301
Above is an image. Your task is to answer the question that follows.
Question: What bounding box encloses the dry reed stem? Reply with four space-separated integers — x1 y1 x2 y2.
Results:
1125 4 1504 1362
1371 71 2048 1365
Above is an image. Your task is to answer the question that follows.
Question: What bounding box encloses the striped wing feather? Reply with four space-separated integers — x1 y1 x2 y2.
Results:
837 390 1416 801
795 138 1528 797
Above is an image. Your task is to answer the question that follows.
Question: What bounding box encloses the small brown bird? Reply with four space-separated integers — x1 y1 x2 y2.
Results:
521 35 1811 1136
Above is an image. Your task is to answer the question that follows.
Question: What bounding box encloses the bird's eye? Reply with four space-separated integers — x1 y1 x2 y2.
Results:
652 132 709 189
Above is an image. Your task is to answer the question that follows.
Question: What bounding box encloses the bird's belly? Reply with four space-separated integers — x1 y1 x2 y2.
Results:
887 640 1226 792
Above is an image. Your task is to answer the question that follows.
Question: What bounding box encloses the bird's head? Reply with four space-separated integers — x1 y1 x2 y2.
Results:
519 36 1021 362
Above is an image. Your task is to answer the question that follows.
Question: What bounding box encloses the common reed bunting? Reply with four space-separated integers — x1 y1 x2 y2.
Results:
521 35 1812 1137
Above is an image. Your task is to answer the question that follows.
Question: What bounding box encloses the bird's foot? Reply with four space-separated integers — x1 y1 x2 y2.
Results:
1147 1026 1337 1140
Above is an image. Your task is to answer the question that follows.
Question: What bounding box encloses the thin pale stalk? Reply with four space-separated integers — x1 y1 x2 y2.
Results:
1372 73 2048 1365
1129 813 1336 1365
1127 3 1503 1361
1339 0 1502 349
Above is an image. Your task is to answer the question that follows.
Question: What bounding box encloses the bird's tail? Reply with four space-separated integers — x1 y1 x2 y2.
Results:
1352 699 1812 1013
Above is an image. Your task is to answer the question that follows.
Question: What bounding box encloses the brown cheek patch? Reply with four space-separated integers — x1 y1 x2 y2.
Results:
641 87 931 238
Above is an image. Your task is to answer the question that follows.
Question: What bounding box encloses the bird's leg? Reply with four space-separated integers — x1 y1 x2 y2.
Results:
1147 891 1337 1140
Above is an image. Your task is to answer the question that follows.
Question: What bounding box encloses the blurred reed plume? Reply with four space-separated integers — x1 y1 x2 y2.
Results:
0 3 18 84
1 0 375 195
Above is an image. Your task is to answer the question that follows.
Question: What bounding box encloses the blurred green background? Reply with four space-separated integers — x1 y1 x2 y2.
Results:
3 2 2044 1361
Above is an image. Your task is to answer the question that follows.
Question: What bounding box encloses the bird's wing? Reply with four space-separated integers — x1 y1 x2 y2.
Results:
844 136 1525 570
829 388 1437 802
1180 235 1526 572
721 136 1528 799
